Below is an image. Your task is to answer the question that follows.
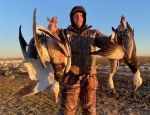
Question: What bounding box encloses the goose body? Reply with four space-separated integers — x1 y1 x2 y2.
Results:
108 22 142 92
6 9 71 103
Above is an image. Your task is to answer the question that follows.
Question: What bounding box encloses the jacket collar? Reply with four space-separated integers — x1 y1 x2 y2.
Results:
67 25 92 35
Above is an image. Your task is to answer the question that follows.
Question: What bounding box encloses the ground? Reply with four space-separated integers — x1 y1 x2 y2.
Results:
0 72 150 115
0 57 150 115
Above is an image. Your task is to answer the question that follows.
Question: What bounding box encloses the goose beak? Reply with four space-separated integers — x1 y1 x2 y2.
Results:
50 80 60 103
134 80 142 92
54 93 59 103
134 70 142 92
134 86 139 92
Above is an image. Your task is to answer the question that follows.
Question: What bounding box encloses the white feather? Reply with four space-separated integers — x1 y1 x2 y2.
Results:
50 79 60 102
23 59 55 93
134 70 142 90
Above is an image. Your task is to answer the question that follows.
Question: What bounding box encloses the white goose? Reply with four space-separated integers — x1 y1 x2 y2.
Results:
107 16 142 92
91 15 142 92
6 9 71 103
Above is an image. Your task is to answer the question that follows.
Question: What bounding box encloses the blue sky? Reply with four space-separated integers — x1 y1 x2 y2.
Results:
0 1 150 58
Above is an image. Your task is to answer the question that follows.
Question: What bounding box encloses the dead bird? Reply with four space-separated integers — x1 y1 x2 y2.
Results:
5 9 71 103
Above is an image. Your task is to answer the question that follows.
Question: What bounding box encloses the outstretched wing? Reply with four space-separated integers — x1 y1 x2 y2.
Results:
33 9 50 68
19 26 38 59
90 41 124 59
19 25 28 58
5 59 55 102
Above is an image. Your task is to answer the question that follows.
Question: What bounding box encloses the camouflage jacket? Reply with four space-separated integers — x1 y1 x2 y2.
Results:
64 25 112 75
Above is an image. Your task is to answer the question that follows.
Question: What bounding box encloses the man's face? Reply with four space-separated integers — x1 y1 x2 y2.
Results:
73 12 84 28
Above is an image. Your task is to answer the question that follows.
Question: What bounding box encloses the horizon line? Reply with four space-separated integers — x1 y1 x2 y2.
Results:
1 55 150 60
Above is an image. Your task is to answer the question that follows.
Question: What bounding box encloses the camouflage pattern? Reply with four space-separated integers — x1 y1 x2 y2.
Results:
66 25 111 75
58 25 112 115
59 74 98 115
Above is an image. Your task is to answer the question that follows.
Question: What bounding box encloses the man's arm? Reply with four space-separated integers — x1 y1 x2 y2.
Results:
95 30 113 48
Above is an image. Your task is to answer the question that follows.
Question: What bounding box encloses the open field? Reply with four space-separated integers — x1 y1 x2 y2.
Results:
0 56 150 115
96 56 150 66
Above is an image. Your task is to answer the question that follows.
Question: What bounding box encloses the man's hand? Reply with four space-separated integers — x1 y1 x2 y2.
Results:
117 15 127 31
47 16 58 33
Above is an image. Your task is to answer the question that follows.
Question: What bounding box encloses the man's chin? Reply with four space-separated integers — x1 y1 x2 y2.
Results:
76 24 82 28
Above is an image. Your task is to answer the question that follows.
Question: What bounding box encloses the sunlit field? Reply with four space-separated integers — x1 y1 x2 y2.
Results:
0 56 150 115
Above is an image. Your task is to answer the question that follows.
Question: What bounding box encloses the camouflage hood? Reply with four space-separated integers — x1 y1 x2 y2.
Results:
70 6 86 28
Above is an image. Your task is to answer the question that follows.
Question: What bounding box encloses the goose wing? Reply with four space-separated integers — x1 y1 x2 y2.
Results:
19 26 28 59
33 9 71 74
123 22 134 60
90 41 124 59
19 26 38 59
33 9 50 68
5 59 55 102
5 9 52 103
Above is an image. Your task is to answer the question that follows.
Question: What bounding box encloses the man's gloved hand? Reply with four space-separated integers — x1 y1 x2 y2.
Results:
117 15 127 31
110 15 127 43
47 16 58 33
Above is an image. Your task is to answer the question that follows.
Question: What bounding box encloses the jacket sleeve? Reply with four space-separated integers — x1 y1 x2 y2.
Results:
95 30 112 48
